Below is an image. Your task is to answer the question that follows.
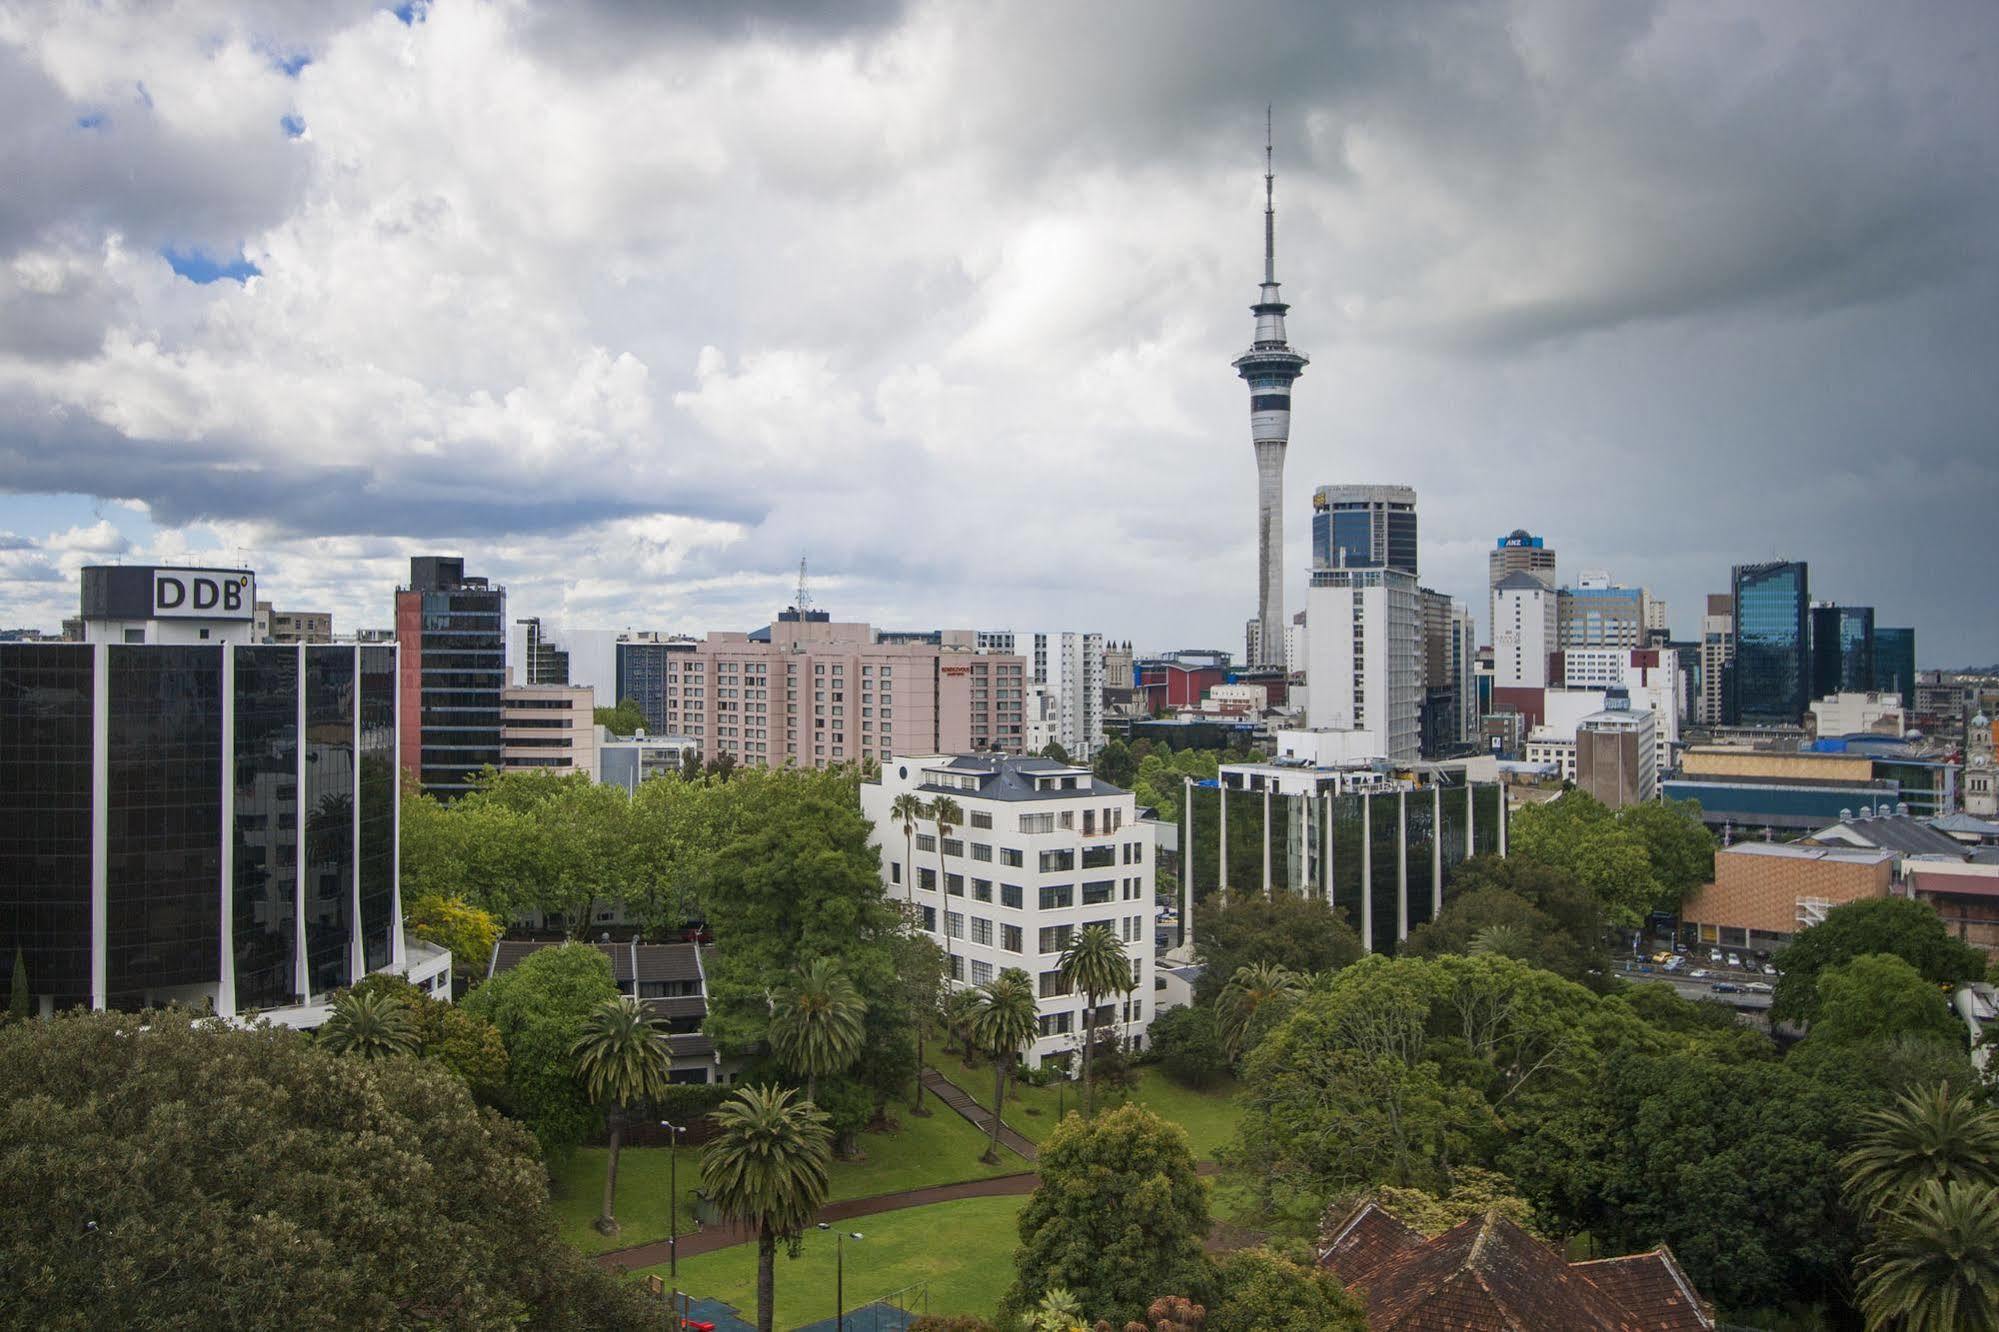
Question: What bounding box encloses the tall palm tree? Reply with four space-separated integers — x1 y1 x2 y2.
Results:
931 794 964 984
318 989 419 1060
890 792 928 912
1842 1082 1999 1216
1468 923 1532 959
701 1085 833 1332
572 995 673 1236
767 957 867 1105
968 968 1039 1164
1217 961 1305 1062
1857 1179 1999 1332
1059 923 1132 1116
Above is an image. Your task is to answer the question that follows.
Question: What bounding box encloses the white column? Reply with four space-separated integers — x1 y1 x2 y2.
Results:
1396 790 1409 943
1465 782 1476 859
1261 786 1272 899
391 644 405 968
294 644 310 1002
1431 784 1443 921
1359 793 1373 954
90 642 109 1011
1218 783 1228 909
350 645 365 985
1321 792 1333 912
1181 777 1194 957
1498 786 1508 857
218 647 236 1020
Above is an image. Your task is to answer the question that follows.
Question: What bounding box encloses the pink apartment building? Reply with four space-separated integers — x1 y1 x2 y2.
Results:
657 614 1026 768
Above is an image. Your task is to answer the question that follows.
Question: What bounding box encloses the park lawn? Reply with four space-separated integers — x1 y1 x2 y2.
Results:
933 1052 1242 1159
651 1194 1025 1328
553 1106 1022 1254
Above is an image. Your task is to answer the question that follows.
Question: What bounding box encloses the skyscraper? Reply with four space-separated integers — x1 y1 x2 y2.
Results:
1729 560 1809 725
1809 603 1875 699
1233 113 1308 669
1489 529 1556 651
1873 627 1916 708
394 557 506 799
1312 484 1418 574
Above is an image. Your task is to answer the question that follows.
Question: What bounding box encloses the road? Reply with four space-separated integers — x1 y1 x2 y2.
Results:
1614 960 1774 1013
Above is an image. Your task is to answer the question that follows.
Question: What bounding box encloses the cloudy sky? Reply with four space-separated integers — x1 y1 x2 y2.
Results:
2 0 1995 665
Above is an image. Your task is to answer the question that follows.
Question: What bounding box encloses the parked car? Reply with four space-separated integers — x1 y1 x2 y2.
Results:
1650 951 1672 964
1673 941 1689 954
1690 969 1711 979
1726 953 1743 969
1708 949 1723 963
1665 956 1685 972
1762 963 1777 976
1711 982 1742 994
1744 982 1774 994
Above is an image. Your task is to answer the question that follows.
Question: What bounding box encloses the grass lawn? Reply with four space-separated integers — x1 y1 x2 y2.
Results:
552 1105 1022 1254
650 1194 1025 1328
933 1052 1243 1160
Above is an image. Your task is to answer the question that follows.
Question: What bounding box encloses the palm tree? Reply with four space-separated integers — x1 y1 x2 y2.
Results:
890 792 928 912
1059 923 1132 1116
1842 1082 1999 1216
1468 924 1532 959
1216 961 1305 1062
572 995 673 1236
767 957 867 1105
318 989 419 1060
968 968 1039 1163
931 794 964 984
942 986 984 1058
702 1085 834 1332
1857 1179 1999 1332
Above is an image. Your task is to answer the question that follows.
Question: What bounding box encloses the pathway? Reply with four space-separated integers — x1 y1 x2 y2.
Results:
920 1068 1040 1162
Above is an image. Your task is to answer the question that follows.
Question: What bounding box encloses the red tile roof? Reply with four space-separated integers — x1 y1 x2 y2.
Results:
1570 1251 1715 1332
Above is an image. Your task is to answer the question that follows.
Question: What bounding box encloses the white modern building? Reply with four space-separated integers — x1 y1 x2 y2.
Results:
1560 647 1681 774
1493 571 1556 689
1304 567 1421 764
1698 594 1734 727
863 754 1155 1068
1810 691 1908 738
598 731 699 790
1031 631 1106 760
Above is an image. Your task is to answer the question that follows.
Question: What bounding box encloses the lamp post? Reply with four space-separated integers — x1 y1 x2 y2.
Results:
659 1119 687 1280
817 1223 864 1332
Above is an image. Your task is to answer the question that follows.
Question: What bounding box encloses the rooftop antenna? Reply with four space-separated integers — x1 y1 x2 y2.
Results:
795 557 812 615
1263 104 1276 285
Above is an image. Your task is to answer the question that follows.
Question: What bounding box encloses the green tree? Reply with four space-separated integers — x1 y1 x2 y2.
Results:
1404 879 1608 990
403 891 501 979
1003 1105 1210 1326
346 973 510 1099
1856 1180 1999 1332
572 995 672 1236
0 1008 658 1328
1365 1166 1541 1238
593 696 648 736
895 928 947 1116
768 957 867 1104
1507 792 1661 926
889 792 928 910
1617 797 1715 913
968 967 1039 1163
317 988 420 1060
1059 924 1132 1114
1216 961 1305 1063
1039 741 1072 764
1800 952 1965 1052
1771 897 1986 1027
931 794 964 981
1840 1082 1999 1217
1093 739 1137 789
1193 892 1363 1005
1209 1247 1367 1332
1146 1004 1229 1089
460 942 620 1156
700 1084 834 1332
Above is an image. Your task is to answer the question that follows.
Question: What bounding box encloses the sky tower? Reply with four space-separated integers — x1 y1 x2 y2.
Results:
1233 110 1308 669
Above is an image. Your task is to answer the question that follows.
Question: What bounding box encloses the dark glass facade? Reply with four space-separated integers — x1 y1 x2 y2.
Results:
303 647 355 996
0 645 94 1011
1874 628 1916 708
106 646 222 1010
416 587 505 796
232 647 299 1011
616 641 693 735
1730 561 1809 724
357 646 396 973
1809 605 1874 701
1311 503 1419 576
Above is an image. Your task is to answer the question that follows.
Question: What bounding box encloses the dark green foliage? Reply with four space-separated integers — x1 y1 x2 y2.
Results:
1617 798 1716 908
1208 1247 1367 1332
1003 1105 1210 1327
1798 953 1966 1051
347 972 510 1100
0 1008 660 1329
1404 874 1608 989
1147 1004 1229 1089
593 696 649 736
1092 738 1138 790
1771 898 1985 1026
1039 740 1072 763
1191 893 1363 1004
460 943 620 1156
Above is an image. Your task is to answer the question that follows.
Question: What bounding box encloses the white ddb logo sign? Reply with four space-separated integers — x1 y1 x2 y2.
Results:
152 569 254 620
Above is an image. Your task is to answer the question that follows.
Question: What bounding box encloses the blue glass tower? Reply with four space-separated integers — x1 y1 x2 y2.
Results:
1729 561 1809 724
1873 627 1916 708
1810 604 1874 700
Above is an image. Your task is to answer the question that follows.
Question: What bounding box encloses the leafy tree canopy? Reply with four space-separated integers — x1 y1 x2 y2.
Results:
0 1009 657 1329
1192 893 1363 1005
403 891 501 979
1146 1003 1229 1090
1092 738 1138 790
1404 883 1608 990
1363 1166 1543 1240
460 943 620 1156
1771 897 1985 1027
1207 1247 1367 1332
1799 952 1967 1053
593 696 648 736
1506 792 1663 926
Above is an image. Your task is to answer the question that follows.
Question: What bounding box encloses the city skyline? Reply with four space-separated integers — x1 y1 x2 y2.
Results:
2 2 1997 662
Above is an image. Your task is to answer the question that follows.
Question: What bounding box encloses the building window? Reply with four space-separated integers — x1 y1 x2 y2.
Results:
1038 970 1072 998
1002 924 1023 953
970 842 993 862
970 960 993 985
1019 813 1054 834
889 861 901 884
918 867 936 891
946 873 965 897
1038 884 1074 910
1082 881 1114 905
970 810 993 830
971 917 993 946
1000 848 1024 868
942 838 963 857
1039 849 1074 873
921 905 936 932
1002 884 1024 909
973 879 993 903
1037 924 1073 954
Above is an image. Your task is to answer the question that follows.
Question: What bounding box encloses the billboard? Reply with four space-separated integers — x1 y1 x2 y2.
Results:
152 568 255 619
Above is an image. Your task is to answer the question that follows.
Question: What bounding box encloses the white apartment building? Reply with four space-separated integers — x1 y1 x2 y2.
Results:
1811 691 1908 738
862 754 1155 1068
501 683 599 778
1493 572 1556 689
1561 647 1681 774
1699 597 1735 727
1306 567 1421 763
1031 631 1106 760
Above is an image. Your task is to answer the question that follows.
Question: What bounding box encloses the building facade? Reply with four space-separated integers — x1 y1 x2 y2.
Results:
500 683 599 777
1680 842 1893 952
255 602 333 644
614 632 699 734
1730 560 1810 725
1032 631 1106 760
1810 691 1906 738
1810 604 1875 700
1873 627 1916 708
1312 484 1418 575
1576 698 1659 807
1697 593 1735 727
394 557 505 799
509 616 570 686
1556 575 1650 651
1493 572 1556 690
1305 566 1421 764
862 754 1155 1067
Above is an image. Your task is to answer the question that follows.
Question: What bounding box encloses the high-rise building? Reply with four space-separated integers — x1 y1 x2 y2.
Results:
1418 587 1475 756
1697 593 1734 727
1557 573 1651 651
501 684 599 776
1873 627 1916 708
254 601 333 644
1730 560 1810 725
394 557 505 799
1305 566 1421 764
1810 604 1875 700
1576 691 1659 808
1489 530 1557 646
510 616 570 686
614 632 699 734
1311 484 1418 575
1031 632 1106 760
1232 117 1308 668
1493 572 1557 690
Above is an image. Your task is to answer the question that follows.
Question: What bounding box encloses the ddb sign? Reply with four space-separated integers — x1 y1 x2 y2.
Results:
153 568 255 620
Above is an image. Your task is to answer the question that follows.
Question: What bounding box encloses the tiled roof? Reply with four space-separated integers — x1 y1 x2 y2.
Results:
1811 815 1968 858
490 938 631 981
633 943 702 983
1320 1206 1715 1331
667 1033 715 1059
642 996 707 1021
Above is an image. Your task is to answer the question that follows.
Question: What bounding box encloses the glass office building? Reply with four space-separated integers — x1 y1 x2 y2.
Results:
1311 484 1418 575
615 638 697 735
1810 604 1874 700
1729 561 1809 724
0 641 424 1018
394 557 505 799
1873 627 1916 708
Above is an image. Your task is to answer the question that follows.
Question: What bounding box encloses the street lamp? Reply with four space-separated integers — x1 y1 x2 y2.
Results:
659 1119 688 1280
817 1223 864 1332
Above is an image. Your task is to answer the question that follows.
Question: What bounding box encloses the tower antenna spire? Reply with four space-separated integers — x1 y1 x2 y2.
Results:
795 556 812 615
1263 105 1275 284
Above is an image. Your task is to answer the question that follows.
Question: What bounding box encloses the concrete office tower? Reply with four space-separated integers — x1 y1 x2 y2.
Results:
395 557 505 799
510 617 569 685
1557 572 1652 651
1493 572 1557 689
1305 566 1421 764
1031 632 1105 760
1418 587 1476 756
1489 529 1556 650
501 684 599 777
1698 593 1734 726
1313 485 1419 575
1232 114 1308 669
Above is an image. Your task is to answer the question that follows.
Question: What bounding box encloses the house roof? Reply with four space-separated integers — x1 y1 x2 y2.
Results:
1319 1204 1715 1332
1809 815 1968 859
906 752 1130 802
633 943 702 983
1494 571 1553 592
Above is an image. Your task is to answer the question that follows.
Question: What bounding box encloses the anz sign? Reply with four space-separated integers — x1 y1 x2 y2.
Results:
153 568 255 620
